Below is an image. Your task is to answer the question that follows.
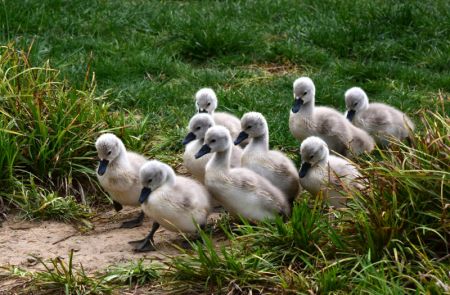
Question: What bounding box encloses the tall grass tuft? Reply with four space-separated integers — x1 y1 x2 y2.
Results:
30 250 113 294
0 43 108 190
103 259 160 287
348 102 449 260
0 110 19 189
0 43 151 219
7 178 91 222
165 229 281 293
235 199 347 265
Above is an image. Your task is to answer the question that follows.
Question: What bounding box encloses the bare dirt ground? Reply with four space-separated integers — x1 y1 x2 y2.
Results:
0 207 225 293
0 208 180 271
0 166 227 294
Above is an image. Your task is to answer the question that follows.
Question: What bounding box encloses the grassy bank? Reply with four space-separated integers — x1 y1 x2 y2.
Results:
1 0 449 293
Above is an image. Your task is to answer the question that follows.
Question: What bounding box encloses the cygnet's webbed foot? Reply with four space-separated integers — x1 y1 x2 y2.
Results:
113 201 123 212
120 220 141 228
181 224 207 249
128 238 147 245
181 236 205 250
131 222 160 252
120 211 145 229
134 240 156 252
181 240 194 250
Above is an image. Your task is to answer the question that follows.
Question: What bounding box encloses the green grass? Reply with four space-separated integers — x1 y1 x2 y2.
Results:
1 0 449 294
2 0 449 153
0 44 156 218
6 250 114 294
103 259 161 287
10 180 92 222
4 253 163 294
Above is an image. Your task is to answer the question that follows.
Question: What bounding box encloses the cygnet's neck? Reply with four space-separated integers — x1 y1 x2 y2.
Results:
316 152 330 169
210 145 231 170
110 145 130 169
164 167 177 187
360 99 370 112
298 100 314 117
188 137 204 154
317 158 328 168
198 133 206 144
247 131 269 153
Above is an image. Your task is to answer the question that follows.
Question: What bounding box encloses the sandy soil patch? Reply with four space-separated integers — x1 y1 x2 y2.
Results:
0 208 219 273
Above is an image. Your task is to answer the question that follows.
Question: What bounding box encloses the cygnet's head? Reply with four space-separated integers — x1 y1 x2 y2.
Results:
292 77 316 113
182 113 215 145
95 133 125 176
195 126 231 159
234 112 268 145
345 87 370 121
299 136 329 178
195 88 218 114
139 160 174 204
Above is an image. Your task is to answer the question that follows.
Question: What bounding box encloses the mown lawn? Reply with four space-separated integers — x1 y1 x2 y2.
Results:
1 0 449 294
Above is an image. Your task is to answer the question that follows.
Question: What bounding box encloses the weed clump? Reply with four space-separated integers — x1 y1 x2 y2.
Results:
0 44 151 219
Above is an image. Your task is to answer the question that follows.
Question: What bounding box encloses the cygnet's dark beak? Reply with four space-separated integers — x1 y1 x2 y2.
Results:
198 109 208 113
346 110 356 122
195 144 211 159
234 131 248 145
299 162 312 178
97 159 109 176
182 132 196 145
139 187 152 204
291 97 304 113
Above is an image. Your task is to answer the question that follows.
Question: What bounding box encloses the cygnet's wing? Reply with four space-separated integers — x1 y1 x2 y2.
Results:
260 150 298 177
230 168 288 214
328 156 364 190
174 176 212 212
362 104 393 129
313 107 352 155
314 107 350 138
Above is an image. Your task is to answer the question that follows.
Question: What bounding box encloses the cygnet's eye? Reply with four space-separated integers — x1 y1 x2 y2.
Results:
354 102 358 107
211 139 216 143
196 126 201 131
107 150 112 155
310 155 314 159
148 179 152 183
303 91 307 95
247 125 252 130
207 102 211 106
